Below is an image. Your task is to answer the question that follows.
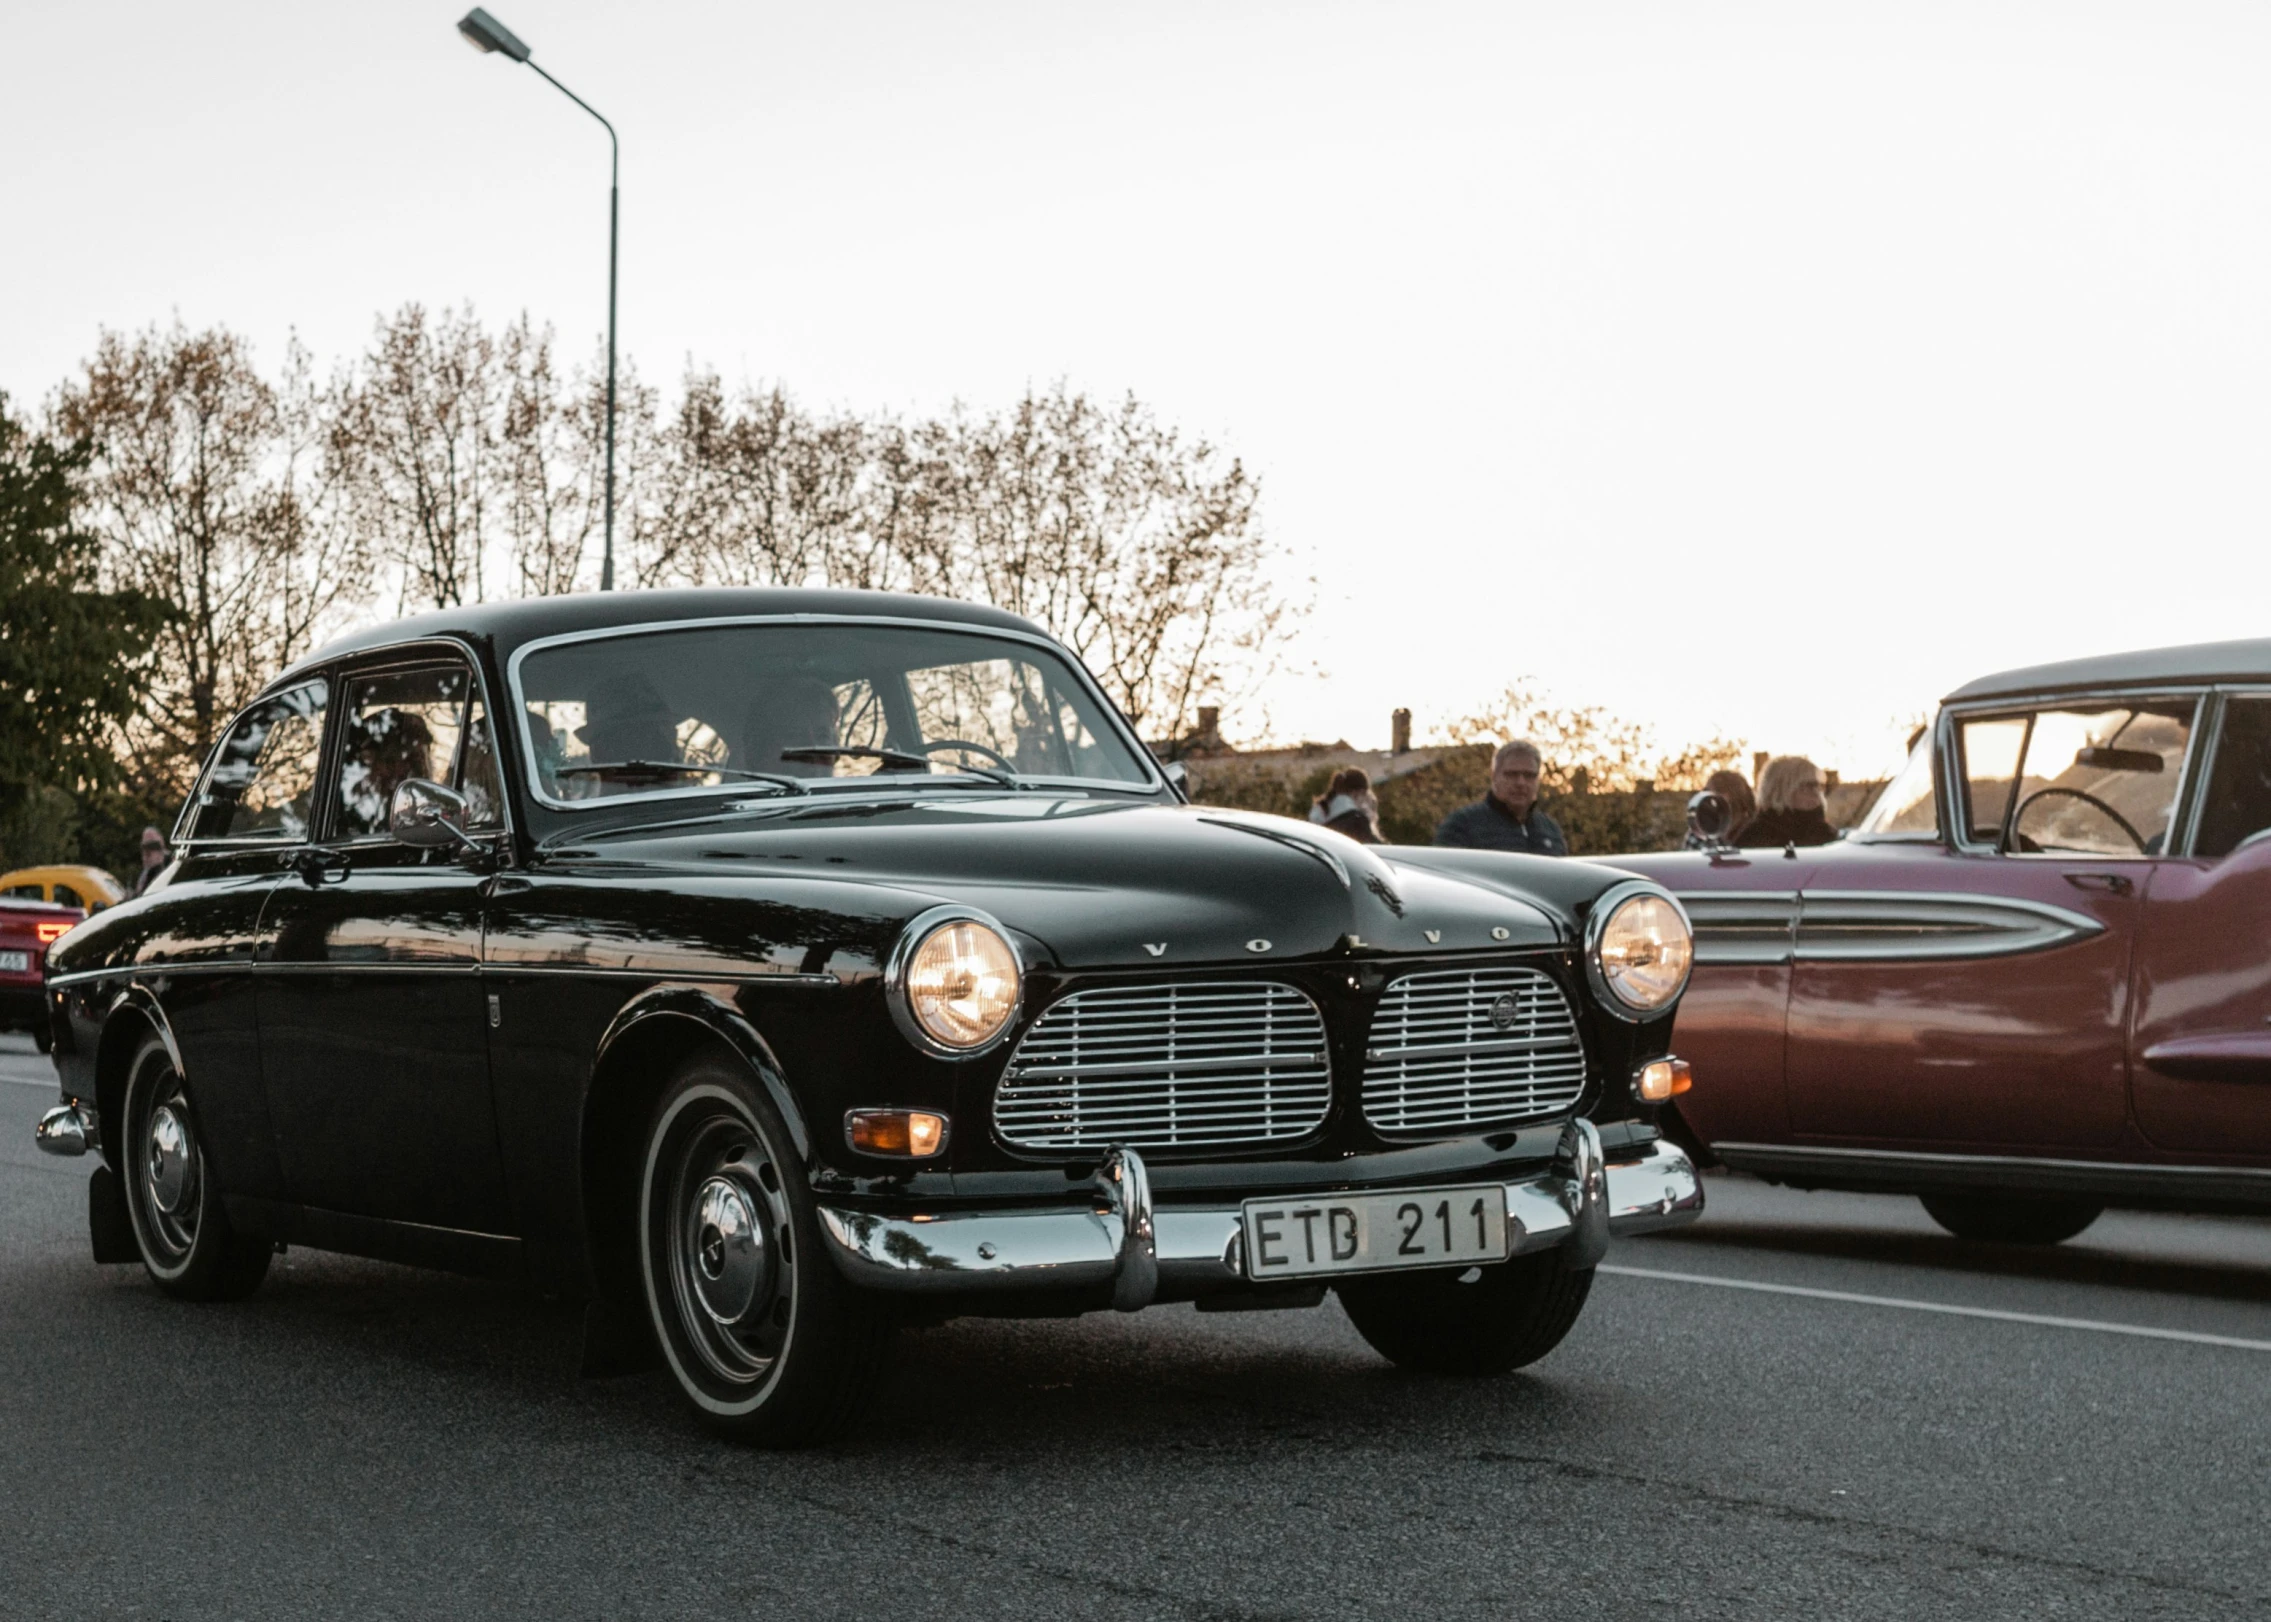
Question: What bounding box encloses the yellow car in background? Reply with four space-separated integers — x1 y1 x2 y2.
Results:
0 865 125 913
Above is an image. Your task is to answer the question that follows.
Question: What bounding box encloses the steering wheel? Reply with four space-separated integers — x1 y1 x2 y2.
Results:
920 739 1015 771
2009 786 2148 853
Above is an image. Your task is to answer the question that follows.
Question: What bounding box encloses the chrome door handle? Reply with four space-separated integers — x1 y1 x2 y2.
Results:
2064 872 2134 897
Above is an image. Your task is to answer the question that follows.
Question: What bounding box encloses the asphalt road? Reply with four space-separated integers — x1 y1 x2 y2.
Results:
5 1033 2268 1621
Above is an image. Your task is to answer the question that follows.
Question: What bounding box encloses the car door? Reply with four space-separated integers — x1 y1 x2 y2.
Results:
2130 691 2271 1155
148 680 331 1205
255 654 513 1233
1785 696 2200 1150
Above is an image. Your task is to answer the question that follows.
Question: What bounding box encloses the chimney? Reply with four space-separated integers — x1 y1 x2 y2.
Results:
1196 706 1222 751
1391 708 1411 755
1752 749 1769 785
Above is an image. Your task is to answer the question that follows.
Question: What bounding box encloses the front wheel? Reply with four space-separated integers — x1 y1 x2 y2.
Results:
120 1034 270 1300
638 1056 894 1446
1338 1249 1594 1375
1919 1192 2103 1246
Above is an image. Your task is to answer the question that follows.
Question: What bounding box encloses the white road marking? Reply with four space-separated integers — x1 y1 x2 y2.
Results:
2 1072 58 1090
1602 1263 2271 1353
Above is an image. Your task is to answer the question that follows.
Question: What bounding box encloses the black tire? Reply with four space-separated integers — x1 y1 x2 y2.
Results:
1338 1249 1595 1375
119 1033 271 1301
638 1054 893 1446
1919 1192 2103 1246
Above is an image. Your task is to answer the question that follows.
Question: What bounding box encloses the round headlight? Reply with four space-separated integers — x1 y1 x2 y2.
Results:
895 913 1022 1053
1589 888 1693 1017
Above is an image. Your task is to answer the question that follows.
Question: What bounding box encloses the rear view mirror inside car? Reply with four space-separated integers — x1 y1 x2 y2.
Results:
2075 746 2163 773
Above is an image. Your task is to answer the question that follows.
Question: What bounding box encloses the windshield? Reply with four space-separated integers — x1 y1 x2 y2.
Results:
513 620 1156 807
1854 728 1939 838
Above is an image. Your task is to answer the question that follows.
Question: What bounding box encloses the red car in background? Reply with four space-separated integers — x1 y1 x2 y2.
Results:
0 898 82 1051
1615 637 2271 1244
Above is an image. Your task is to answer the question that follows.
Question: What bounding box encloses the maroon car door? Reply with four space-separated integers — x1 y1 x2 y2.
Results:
1785 700 2197 1151
2130 693 2271 1155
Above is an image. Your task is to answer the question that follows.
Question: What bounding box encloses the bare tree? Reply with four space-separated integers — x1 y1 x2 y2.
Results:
54 322 361 795
335 304 502 612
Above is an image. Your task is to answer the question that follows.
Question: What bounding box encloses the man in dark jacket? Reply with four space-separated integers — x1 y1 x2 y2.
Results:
1434 740 1568 855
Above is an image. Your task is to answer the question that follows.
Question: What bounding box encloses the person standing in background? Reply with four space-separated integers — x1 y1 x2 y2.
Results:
1738 757 1839 848
1685 768 1758 848
1434 740 1568 855
1309 766 1383 843
131 826 169 896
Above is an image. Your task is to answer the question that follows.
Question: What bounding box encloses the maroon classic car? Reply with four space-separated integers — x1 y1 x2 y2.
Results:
1615 637 2271 1244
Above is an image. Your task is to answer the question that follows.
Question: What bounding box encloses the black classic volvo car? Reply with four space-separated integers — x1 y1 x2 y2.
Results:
34 589 1702 1444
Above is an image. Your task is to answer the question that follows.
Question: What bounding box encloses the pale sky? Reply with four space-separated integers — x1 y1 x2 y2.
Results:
8 1 2269 777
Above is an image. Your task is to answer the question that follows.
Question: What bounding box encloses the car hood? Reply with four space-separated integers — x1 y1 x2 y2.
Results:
575 797 1576 969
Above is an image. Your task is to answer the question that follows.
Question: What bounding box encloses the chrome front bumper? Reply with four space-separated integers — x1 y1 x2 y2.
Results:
817 1120 1703 1312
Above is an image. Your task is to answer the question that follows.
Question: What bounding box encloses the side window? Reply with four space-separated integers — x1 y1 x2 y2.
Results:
2008 702 2195 856
2195 697 2271 859
53 884 83 909
1955 716 2028 843
190 682 330 841
1 884 40 901
336 666 471 839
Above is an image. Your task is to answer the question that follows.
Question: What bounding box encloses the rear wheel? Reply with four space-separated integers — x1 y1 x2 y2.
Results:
1338 1249 1594 1375
638 1055 893 1446
1919 1192 2103 1246
120 1034 270 1300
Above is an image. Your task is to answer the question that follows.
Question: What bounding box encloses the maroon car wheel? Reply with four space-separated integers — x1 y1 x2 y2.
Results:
1919 1193 2103 1246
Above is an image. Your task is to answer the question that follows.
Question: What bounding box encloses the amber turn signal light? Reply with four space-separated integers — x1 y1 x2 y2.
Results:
1635 1058 1693 1103
847 1109 949 1157
34 922 69 944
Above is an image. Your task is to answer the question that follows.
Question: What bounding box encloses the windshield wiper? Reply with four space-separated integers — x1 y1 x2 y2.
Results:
555 760 807 795
779 744 1023 789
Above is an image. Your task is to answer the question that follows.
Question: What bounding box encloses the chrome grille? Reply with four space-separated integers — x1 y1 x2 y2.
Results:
994 982 1332 1151
1362 967 1586 1134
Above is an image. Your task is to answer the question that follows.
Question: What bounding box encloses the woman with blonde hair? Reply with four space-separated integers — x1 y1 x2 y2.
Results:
1738 755 1838 848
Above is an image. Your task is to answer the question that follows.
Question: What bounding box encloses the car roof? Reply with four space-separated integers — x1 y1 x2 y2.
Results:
285 587 1056 683
1946 637 2271 704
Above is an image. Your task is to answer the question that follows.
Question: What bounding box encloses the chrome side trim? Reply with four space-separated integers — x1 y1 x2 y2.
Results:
1716 1142 2271 1209
35 1103 96 1157
815 1124 1691 1299
1676 892 1799 966
1795 891 2103 961
47 962 842 988
1678 890 2104 966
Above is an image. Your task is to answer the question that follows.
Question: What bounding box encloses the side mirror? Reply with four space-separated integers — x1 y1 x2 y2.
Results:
390 779 474 850
1162 760 1189 796
1686 790 1732 845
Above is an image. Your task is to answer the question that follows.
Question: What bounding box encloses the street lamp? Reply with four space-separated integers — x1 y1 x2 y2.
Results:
457 7 621 592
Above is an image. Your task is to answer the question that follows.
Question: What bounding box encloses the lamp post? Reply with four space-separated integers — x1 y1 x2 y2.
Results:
457 7 620 591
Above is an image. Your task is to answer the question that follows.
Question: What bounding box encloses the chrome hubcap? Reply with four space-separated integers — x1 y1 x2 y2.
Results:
687 1173 772 1326
656 1115 795 1390
137 1079 202 1260
147 1105 194 1215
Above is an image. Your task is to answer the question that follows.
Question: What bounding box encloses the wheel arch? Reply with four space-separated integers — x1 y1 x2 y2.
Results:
92 984 181 1170
579 988 809 1310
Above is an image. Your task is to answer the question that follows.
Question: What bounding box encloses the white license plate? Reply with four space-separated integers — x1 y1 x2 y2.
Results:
1242 1184 1509 1281
0 950 27 973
